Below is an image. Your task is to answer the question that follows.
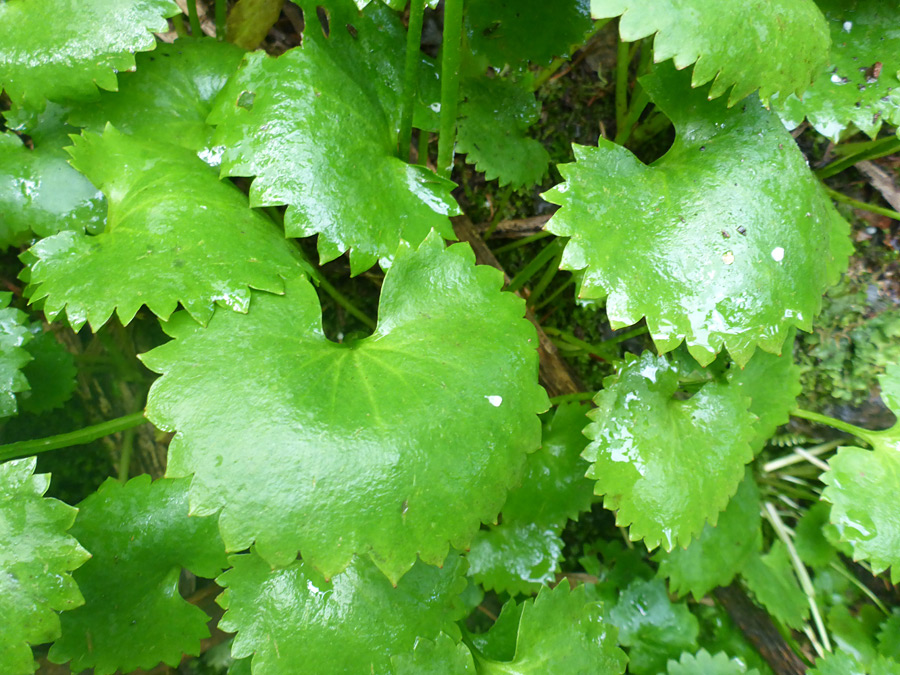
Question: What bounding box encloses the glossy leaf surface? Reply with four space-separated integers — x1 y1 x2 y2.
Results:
26 126 309 330
774 1 900 140
822 365 900 582
809 653 900 675
142 234 548 581
67 38 245 160
0 0 178 110
667 649 760 675
391 634 476 674
740 542 809 630
466 0 593 67
50 476 228 675
584 352 755 550
0 107 105 250
467 522 564 595
19 329 77 415
208 0 458 274
609 578 699 675
591 0 830 103
0 457 88 675
544 64 851 366
218 552 468 675
473 582 628 674
655 471 762 600
0 293 33 418
457 75 550 189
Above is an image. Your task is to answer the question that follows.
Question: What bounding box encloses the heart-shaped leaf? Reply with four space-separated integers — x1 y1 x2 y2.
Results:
584 351 756 550
0 0 178 110
591 0 831 104
544 63 851 366
141 232 548 582
0 457 89 675
49 476 228 675
773 1 900 141
207 0 459 274
217 552 468 675
25 126 310 331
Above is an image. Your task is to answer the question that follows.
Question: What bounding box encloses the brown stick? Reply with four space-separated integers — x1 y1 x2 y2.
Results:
856 160 900 213
714 585 809 675
452 215 582 398
472 214 555 238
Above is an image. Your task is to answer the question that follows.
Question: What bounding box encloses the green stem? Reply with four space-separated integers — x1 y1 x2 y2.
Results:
629 110 672 146
314 274 377 330
763 502 832 656
824 186 900 220
828 561 889 615
615 36 630 133
527 249 563 306
436 0 464 179
533 276 575 310
600 325 648 347
0 413 148 464
187 0 202 36
506 238 566 293
173 14 187 36
531 19 611 91
118 426 136 483
215 0 226 40
398 0 426 162
817 136 900 179
549 392 595 405
417 129 430 165
492 230 552 254
483 186 514 240
791 409 872 443
613 86 650 145
543 327 615 360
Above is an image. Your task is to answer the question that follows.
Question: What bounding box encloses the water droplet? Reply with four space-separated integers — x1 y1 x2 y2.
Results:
843 20 853 32
771 247 785 262
722 251 735 265
486 395 503 407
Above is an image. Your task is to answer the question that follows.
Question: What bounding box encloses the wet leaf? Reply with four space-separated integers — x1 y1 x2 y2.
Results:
0 0 178 110
208 0 459 274
544 63 851 367
583 352 756 551
0 457 89 675
667 649 761 675
467 522 565 595
218 552 468 675
809 653 900 675
19 329 77 415
141 233 548 582
25 126 310 331
391 634 476 674
49 476 228 675
822 364 900 582
655 471 762 600
740 541 809 630
592 0 830 104
773 1 900 140
0 293 34 419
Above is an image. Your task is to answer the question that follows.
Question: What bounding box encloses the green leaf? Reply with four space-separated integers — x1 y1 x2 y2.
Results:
655 470 762 600
877 610 900 661
25 126 310 331
583 352 756 550
0 293 34 418
466 0 593 67
19 329 77 415
591 0 831 104
740 541 809 630
472 581 628 674
217 551 468 675
667 649 761 675
822 364 900 582
0 107 105 250
793 501 837 568
49 476 228 675
141 233 549 581
827 604 881 668
391 634 476 675
728 340 802 453
0 457 89 675
467 522 565 595
773 1 900 141
608 578 699 675
809 653 900 675
543 62 851 367
67 38 246 159
207 0 459 274
0 0 179 110
456 74 551 189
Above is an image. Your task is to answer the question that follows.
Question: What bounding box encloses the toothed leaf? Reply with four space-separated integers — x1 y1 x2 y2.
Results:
740 541 809 630
543 63 851 366
0 457 89 675
583 352 755 551
0 293 34 418
25 126 310 330
467 522 565 595
0 0 179 110
208 0 458 274
217 552 468 675
19 329 77 414
591 0 830 104
141 233 548 581
774 1 900 141
391 634 476 675
49 476 228 675
667 649 761 675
